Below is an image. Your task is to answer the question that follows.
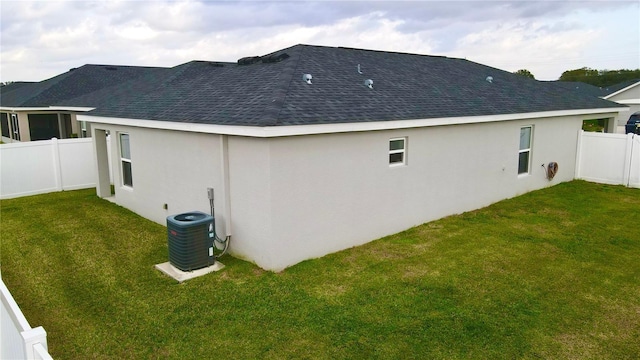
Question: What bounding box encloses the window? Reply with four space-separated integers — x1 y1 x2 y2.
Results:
1 113 9 138
518 126 532 175
28 113 60 141
10 113 20 141
81 121 87 138
119 133 133 187
389 137 407 166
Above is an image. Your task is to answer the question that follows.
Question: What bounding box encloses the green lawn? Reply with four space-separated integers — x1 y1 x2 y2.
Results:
582 119 607 132
1 181 639 359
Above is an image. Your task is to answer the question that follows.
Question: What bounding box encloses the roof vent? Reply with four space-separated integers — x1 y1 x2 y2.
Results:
486 76 493 83
364 79 373 89
303 74 313 84
261 53 290 63
237 56 261 65
105 66 118 71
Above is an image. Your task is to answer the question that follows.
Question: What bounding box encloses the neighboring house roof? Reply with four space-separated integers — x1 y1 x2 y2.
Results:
603 79 640 99
542 81 610 98
0 81 36 93
0 64 166 108
79 44 622 127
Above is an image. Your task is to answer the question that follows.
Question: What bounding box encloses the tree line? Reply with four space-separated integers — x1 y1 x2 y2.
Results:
514 67 640 87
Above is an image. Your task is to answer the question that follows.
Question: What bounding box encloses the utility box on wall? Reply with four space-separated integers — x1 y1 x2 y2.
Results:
166 211 215 271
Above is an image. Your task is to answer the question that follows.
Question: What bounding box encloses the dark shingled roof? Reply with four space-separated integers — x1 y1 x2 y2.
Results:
7 45 623 127
542 81 610 98
0 64 166 107
0 81 36 93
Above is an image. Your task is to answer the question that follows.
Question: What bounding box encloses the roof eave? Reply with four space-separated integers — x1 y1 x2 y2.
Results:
78 107 628 138
0 106 95 112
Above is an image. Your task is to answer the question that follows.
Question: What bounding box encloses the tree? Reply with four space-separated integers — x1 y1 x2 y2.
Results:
559 67 640 87
514 69 535 79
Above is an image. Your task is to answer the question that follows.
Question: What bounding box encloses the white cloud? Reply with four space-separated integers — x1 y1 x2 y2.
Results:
449 20 601 79
114 22 159 41
0 0 637 82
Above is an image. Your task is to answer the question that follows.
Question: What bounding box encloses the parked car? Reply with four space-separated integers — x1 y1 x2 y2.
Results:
625 111 640 134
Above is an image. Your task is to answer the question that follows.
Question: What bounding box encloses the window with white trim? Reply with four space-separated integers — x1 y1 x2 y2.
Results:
518 126 532 175
389 137 407 166
10 113 20 141
119 133 133 187
1 113 9 138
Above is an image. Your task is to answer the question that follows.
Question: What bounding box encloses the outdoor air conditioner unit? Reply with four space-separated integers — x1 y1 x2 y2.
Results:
166 211 215 271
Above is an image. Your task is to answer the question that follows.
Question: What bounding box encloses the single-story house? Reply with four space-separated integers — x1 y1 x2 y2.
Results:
0 65 166 143
72 44 625 271
602 80 640 129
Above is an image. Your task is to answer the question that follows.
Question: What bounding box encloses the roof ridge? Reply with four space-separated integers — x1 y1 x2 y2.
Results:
15 69 77 106
260 45 305 125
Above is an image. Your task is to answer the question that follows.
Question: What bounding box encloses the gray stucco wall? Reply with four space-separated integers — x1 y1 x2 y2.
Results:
92 112 617 271
262 115 585 270
95 124 228 232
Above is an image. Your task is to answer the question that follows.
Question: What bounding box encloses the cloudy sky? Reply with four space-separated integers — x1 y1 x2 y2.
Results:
1 0 638 83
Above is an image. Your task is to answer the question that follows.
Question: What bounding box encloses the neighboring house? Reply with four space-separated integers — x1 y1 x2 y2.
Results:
545 79 640 133
0 65 166 143
542 80 623 133
602 80 640 130
74 44 625 271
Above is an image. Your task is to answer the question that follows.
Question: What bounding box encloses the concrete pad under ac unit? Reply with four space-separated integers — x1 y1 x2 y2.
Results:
155 261 225 283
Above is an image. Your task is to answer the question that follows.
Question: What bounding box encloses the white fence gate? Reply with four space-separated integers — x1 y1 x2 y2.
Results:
576 131 640 188
1 279 53 360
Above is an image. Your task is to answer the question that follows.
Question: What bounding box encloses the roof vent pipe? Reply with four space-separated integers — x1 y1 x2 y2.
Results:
303 74 313 84
364 79 373 89
357 64 363 74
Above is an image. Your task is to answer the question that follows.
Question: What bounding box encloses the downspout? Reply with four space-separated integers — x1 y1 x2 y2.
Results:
210 134 232 258
220 134 232 237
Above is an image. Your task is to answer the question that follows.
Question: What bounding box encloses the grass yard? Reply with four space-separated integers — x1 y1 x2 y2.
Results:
1 181 639 359
582 119 607 132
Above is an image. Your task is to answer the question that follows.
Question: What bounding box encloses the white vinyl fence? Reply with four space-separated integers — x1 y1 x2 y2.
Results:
576 131 640 188
0 137 112 199
1 279 53 360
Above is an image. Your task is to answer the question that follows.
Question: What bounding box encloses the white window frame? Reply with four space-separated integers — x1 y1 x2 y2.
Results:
119 133 133 188
518 126 533 175
10 113 20 141
389 137 407 167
